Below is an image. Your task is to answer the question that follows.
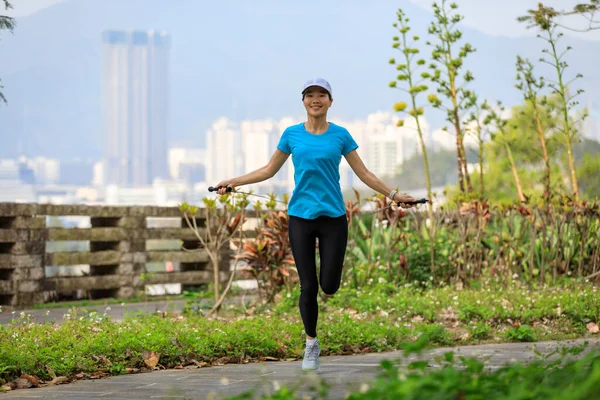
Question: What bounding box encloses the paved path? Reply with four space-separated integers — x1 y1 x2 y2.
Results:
0 297 254 325
0 300 190 325
2 338 599 400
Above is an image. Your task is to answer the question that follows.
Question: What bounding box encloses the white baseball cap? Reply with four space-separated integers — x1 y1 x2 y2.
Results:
302 77 332 96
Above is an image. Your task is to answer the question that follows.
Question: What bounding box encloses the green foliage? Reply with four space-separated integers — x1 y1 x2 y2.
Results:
344 201 600 286
389 8 434 213
518 1 600 32
504 325 537 342
245 349 600 399
426 0 477 194
515 55 545 102
481 96 592 203
518 3 587 201
235 210 297 303
0 1 15 104
342 350 600 400
468 321 492 340
1 282 598 387
578 153 600 199
0 1 14 33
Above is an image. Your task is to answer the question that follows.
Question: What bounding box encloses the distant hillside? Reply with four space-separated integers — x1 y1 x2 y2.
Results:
0 0 598 159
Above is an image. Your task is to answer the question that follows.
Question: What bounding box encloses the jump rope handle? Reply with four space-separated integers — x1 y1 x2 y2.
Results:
208 186 233 193
398 198 428 206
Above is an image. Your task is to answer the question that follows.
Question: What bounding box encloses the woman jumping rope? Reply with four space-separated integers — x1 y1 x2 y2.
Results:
214 78 417 371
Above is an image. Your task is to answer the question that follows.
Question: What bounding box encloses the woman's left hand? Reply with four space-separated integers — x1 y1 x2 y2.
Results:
393 193 416 208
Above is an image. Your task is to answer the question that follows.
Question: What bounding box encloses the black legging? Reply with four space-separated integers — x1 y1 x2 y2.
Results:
288 214 348 338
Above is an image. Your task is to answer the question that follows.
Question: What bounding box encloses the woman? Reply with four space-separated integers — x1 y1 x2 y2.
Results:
214 78 416 371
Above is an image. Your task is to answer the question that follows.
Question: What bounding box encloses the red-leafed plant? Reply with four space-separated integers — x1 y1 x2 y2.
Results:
237 210 297 303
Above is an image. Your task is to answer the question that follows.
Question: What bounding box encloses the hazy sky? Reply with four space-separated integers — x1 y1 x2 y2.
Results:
6 0 600 41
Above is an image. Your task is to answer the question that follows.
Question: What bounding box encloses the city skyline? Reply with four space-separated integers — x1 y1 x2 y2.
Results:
2 0 600 161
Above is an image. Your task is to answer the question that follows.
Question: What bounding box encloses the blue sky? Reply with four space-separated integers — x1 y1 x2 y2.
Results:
7 0 600 41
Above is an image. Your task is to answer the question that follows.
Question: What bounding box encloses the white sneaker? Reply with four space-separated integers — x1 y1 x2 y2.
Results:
302 339 321 371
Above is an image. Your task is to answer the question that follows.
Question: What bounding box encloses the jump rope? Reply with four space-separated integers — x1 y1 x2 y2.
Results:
207 186 428 216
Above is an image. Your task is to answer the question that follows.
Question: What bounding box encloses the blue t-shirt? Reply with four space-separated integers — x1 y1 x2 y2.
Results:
277 122 359 219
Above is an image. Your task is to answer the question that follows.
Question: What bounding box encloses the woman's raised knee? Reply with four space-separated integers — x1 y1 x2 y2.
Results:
320 281 340 296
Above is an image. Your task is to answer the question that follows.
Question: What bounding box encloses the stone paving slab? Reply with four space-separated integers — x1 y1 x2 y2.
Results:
2 338 598 400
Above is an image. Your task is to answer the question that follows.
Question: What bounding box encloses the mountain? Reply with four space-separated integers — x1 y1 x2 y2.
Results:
0 0 598 160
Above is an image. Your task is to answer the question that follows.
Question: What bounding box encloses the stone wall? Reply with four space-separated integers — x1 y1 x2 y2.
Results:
0 203 235 309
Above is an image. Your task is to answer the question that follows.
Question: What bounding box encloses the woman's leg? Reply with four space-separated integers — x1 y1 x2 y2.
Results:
317 215 348 296
288 216 319 339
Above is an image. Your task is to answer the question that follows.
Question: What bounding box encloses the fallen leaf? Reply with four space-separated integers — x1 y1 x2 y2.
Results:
74 373 86 379
19 374 40 387
14 378 32 389
587 322 599 334
142 350 160 369
262 356 279 361
1 384 13 391
190 359 208 368
48 377 68 386
90 371 106 379
174 365 183 369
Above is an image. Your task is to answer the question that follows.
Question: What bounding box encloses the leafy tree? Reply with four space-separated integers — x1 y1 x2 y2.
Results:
482 96 591 203
485 102 527 203
519 3 587 201
389 8 434 219
520 1 600 32
515 56 552 203
0 0 15 104
389 8 438 271
426 0 476 196
465 94 488 200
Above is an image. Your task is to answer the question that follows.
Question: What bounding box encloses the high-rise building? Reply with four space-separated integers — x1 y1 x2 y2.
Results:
102 29 170 186
206 118 244 184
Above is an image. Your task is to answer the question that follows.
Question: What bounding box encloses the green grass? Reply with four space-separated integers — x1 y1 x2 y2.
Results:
1 281 598 388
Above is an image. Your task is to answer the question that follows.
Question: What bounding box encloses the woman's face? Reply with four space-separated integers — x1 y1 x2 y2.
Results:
302 86 332 118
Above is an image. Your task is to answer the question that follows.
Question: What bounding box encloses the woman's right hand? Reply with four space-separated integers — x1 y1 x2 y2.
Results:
214 179 236 195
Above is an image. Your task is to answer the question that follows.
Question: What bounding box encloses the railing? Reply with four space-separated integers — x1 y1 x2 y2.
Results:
0 203 236 309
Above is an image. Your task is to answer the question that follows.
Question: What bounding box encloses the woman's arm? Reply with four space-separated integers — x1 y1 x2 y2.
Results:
214 149 289 193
